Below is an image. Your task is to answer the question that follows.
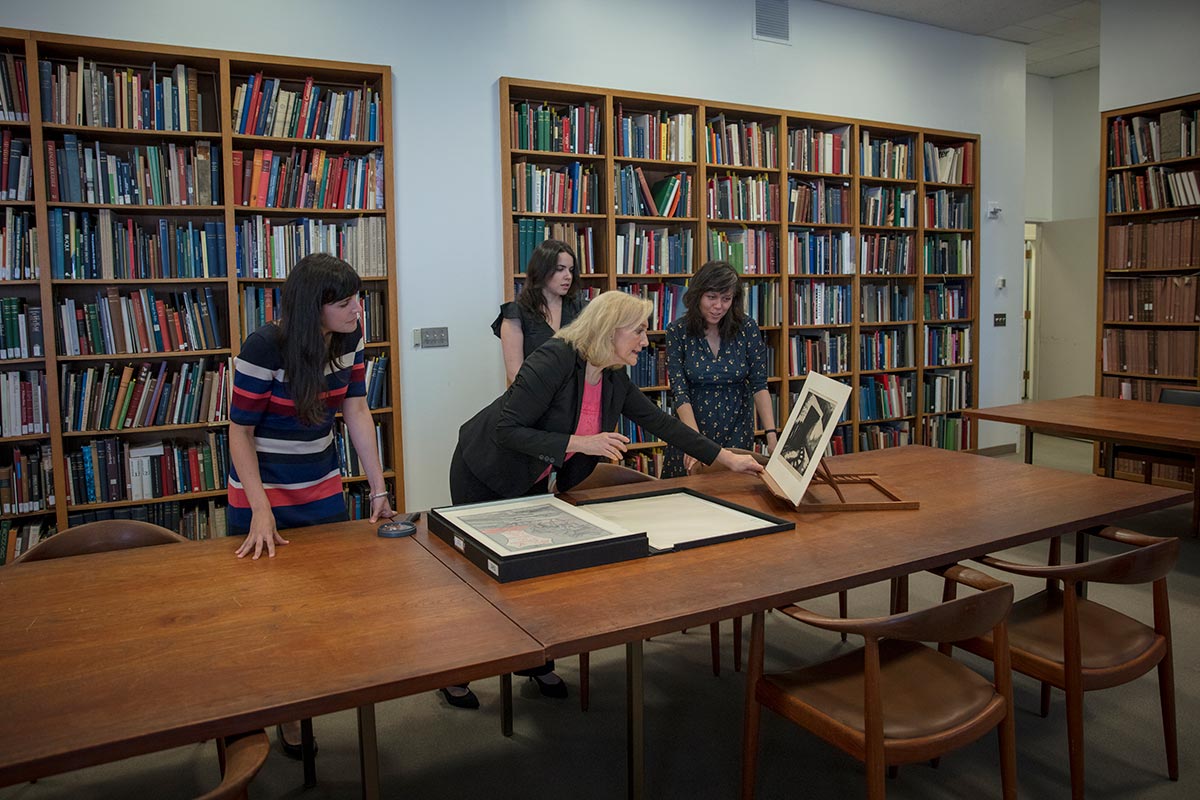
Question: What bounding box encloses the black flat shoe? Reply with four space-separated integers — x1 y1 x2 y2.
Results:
439 686 480 709
276 724 317 761
531 673 568 699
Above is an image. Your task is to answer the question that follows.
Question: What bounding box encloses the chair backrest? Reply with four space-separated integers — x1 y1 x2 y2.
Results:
1157 385 1200 407
572 462 657 491
13 520 188 563
689 447 769 475
196 731 271 800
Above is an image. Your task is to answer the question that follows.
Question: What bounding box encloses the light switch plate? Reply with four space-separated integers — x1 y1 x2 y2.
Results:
415 327 449 348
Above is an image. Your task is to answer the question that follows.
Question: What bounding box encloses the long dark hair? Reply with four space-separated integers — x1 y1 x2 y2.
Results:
279 253 362 426
683 260 744 339
517 239 578 320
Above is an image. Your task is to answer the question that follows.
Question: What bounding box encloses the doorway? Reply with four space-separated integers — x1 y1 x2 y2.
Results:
1022 223 1039 400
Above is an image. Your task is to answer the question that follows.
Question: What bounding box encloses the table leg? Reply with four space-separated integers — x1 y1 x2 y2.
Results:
357 704 380 800
301 718 316 788
1075 530 1091 599
1103 439 1116 478
1192 454 1199 537
627 640 644 800
500 673 513 737
1024 427 1034 465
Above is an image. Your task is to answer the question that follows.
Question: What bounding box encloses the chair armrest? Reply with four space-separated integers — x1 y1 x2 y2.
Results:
777 603 891 636
974 554 1068 579
1089 526 1175 549
929 564 1008 592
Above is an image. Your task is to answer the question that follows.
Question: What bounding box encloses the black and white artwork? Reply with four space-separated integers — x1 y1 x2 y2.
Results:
765 372 851 505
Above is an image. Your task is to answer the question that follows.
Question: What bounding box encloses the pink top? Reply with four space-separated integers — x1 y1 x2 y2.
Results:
539 377 604 483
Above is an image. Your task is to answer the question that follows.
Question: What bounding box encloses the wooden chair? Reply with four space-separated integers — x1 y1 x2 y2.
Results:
15 521 272 799
1108 386 1200 536
951 526 1179 799
741 567 1017 800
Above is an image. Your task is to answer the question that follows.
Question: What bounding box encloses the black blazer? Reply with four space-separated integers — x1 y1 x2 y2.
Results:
458 338 722 498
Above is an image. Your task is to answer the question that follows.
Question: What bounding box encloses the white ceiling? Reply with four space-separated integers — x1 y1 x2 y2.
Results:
816 0 1101 78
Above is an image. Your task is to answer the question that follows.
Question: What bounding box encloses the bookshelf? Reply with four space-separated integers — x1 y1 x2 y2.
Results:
499 78 980 476
0 29 403 561
1096 92 1200 489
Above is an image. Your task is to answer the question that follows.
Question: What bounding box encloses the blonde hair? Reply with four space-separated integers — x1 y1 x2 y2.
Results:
556 291 653 367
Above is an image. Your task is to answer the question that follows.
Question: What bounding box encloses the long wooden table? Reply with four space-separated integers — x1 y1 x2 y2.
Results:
0 522 545 796
964 395 1200 533
414 446 1188 798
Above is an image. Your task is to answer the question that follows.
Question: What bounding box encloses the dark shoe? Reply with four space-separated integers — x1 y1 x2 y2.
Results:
439 686 480 709
276 724 317 761
531 673 568 699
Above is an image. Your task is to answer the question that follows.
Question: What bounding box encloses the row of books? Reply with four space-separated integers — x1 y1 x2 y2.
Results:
615 106 692 161
925 189 972 229
0 519 52 566
40 59 209 132
1106 166 1200 213
861 232 914 275
790 280 852 326
618 392 667 445
616 225 693 275
1108 110 1198 167
0 208 36 279
740 281 783 326
860 132 913 180
925 233 973 275
860 328 913 371
627 343 667 388
56 287 224 357
923 141 974 184
708 227 777 274
789 125 849 175
621 451 664 479
334 420 388 478
345 484 395 522
49 210 227 280
0 298 44 359
512 160 599 215
859 374 915 420
707 174 777 222
1 443 54 514
63 499 227 540
1100 376 1181 401
862 186 916 227
513 219 598 275
1101 329 1198 377
232 147 385 210
861 284 914 323
1103 276 1198 323
924 283 970 321
1112 455 1194 484
1105 218 1200 270
1 131 31 200
923 415 970 451
704 115 778 169
618 282 686 331
925 326 972 366
234 215 386 278
924 370 972 413
362 355 390 410
233 73 381 142
0 370 48 437
860 422 912 451
0 54 29 121
789 229 853 275
64 432 228 506
240 285 279 336
60 358 230 433
787 177 849 225
614 166 691 218
788 331 850 375
513 101 601 155
49 135 220 207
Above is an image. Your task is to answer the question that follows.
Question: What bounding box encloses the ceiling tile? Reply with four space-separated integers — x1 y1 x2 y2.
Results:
990 24 1053 44
1029 46 1100 77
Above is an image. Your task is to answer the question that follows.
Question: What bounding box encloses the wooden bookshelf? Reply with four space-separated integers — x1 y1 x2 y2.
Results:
499 78 980 474
0 29 404 559
1096 92 1200 489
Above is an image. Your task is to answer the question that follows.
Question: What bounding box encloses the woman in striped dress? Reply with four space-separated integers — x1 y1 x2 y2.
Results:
227 253 393 757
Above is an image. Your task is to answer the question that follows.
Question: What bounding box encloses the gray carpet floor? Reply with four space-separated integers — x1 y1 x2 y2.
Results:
3 437 1196 799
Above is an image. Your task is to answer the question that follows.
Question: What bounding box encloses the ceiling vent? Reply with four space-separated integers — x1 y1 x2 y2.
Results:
754 0 790 45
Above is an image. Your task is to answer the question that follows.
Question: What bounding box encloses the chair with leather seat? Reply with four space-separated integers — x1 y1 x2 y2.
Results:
741 566 1017 800
15 521 273 799
949 526 1179 800
1108 386 1200 536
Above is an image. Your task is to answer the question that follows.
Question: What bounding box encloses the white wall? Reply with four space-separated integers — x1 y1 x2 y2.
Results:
1100 0 1200 111
4 0 1029 507
1026 75 1054 222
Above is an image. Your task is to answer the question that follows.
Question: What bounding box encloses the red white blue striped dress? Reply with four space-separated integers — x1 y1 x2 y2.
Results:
227 324 366 534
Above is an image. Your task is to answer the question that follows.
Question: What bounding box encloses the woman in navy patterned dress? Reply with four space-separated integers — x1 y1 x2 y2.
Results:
662 260 779 477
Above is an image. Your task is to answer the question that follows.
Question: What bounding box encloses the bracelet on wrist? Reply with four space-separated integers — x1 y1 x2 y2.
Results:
764 428 778 436
369 490 390 500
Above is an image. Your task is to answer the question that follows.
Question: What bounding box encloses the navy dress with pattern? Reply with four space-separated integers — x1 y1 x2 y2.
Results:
661 316 768 478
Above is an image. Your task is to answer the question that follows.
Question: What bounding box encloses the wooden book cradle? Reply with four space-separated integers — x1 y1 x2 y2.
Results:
761 460 919 512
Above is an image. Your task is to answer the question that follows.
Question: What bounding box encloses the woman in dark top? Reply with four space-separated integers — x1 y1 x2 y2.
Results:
492 239 587 384
444 291 762 708
662 260 779 478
